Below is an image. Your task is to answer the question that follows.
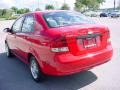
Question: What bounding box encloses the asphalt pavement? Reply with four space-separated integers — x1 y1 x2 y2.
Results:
0 17 120 90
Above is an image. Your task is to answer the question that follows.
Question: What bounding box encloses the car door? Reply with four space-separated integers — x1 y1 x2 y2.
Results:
16 14 35 62
7 17 24 54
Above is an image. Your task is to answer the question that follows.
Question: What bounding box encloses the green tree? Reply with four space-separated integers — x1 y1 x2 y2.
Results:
35 8 41 11
0 9 12 19
5 9 13 19
17 8 30 14
0 9 3 16
75 0 105 11
61 3 70 10
2 9 7 16
74 1 85 11
45 4 54 10
24 8 30 13
17 9 23 14
11 6 18 14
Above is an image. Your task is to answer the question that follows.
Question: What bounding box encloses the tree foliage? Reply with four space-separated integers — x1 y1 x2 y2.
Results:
0 9 3 16
0 9 12 19
35 8 41 11
11 7 30 14
0 6 30 20
45 5 54 10
75 0 105 11
11 6 18 14
17 8 30 14
61 3 70 10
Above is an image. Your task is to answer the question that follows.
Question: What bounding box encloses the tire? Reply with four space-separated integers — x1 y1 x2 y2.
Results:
29 56 45 82
100 14 102 17
5 43 12 57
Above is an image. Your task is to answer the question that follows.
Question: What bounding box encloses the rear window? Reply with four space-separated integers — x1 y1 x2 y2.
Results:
43 11 95 28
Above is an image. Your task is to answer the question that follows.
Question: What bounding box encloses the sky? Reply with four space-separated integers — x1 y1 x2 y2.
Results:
101 0 120 9
0 0 120 10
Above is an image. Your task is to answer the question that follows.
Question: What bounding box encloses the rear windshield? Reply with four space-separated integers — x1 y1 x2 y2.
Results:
43 11 95 28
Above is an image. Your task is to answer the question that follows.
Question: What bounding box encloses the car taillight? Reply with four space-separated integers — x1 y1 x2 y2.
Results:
107 31 111 43
51 47 69 52
51 37 69 52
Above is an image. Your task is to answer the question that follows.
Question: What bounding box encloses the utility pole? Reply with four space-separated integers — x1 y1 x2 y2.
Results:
114 0 116 10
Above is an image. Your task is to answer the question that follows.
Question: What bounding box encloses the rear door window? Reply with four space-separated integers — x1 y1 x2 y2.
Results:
22 15 34 33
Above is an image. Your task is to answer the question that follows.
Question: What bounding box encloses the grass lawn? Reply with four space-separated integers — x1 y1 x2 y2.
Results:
0 18 6 21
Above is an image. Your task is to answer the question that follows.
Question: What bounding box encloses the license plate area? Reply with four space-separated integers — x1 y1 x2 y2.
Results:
83 37 96 48
77 33 101 49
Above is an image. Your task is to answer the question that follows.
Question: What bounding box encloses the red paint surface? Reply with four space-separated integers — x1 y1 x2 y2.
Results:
6 11 113 76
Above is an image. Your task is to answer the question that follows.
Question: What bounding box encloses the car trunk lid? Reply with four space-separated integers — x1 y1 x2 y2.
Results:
63 25 109 55
47 24 109 55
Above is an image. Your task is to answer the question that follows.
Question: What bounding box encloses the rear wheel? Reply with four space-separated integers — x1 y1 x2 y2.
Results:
30 56 45 82
5 43 12 57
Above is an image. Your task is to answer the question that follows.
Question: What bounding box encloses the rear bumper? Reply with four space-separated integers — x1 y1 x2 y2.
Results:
42 45 113 76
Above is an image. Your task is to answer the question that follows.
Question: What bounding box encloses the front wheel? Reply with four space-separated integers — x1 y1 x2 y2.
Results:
30 56 45 82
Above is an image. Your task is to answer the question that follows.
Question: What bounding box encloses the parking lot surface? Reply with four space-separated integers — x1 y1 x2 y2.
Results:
0 17 120 90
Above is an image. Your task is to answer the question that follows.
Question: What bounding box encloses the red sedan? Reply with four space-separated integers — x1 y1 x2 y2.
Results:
4 10 113 82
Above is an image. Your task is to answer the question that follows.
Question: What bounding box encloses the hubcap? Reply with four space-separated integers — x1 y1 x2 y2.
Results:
30 59 39 79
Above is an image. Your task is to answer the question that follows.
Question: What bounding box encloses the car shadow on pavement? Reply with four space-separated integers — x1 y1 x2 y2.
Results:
0 52 97 90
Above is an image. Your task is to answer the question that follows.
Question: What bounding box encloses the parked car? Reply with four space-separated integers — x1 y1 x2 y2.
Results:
4 10 113 82
83 11 100 17
110 11 120 18
100 11 111 17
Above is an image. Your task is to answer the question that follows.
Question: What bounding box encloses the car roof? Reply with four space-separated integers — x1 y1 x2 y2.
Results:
27 10 71 15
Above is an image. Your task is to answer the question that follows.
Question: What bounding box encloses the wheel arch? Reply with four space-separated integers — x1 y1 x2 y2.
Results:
28 53 33 63
27 52 44 69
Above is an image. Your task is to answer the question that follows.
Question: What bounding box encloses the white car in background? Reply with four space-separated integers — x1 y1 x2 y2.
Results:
83 10 102 17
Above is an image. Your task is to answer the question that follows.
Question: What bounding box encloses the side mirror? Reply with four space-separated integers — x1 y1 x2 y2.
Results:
3 28 12 32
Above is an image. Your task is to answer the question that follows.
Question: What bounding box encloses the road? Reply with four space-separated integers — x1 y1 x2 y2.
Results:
0 18 120 90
